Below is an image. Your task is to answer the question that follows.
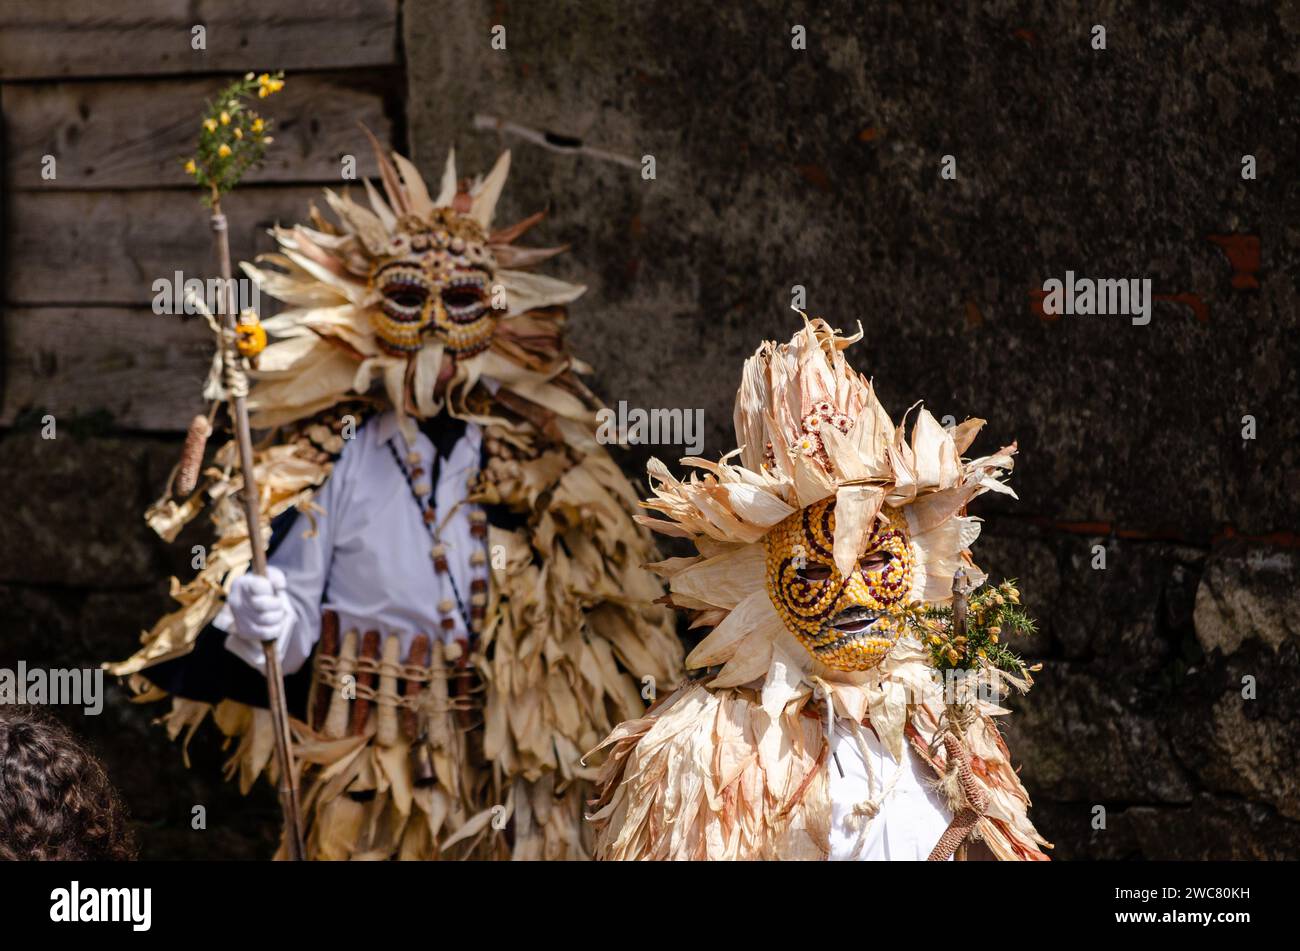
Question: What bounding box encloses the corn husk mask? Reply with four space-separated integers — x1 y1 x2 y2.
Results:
639 318 1017 680
765 499 916 670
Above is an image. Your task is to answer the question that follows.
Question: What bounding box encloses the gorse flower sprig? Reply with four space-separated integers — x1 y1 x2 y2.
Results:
182 72 285 204
908 579 1040 678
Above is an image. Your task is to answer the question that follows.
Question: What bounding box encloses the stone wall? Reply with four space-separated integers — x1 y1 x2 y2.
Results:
0 1 1295 860
403 1 1299 859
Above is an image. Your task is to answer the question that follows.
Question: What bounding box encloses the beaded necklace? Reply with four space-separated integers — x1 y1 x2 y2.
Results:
385 437 489 640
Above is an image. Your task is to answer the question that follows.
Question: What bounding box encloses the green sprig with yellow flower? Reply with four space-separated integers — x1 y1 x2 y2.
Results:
903 579 1039 678
181 72 285 205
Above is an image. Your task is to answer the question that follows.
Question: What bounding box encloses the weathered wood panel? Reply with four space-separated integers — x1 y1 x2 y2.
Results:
1 84 6 407
3 72 395 189
1 307 211 431
5 186 337 305
0 0 398 80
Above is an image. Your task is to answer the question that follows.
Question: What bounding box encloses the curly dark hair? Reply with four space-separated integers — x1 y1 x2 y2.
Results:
0 707 137 860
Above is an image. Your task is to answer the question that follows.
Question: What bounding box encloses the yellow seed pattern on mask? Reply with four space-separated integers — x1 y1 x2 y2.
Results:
764 498 914 671
368 211 499 358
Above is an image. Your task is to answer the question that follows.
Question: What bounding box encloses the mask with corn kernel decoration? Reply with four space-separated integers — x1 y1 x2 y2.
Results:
765 497 915 671
369 207 500 358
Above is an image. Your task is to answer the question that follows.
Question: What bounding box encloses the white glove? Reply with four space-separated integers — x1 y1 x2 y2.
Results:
227 567 295 662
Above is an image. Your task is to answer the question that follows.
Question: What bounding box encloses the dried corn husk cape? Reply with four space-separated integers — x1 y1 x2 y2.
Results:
588 319 1050 860
108 140 683 860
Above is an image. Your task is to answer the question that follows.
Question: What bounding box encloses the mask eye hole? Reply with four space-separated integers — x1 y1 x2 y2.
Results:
441 270 490 319
859 551 893 572
442 284 484 310
386 289 426 309
796 562 833 582
380 279 428 311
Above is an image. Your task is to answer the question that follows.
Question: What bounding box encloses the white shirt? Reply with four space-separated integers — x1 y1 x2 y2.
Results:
827 719 953 860
216 410 484 674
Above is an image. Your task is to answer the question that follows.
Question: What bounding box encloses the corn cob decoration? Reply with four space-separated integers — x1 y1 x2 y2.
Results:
927 732 990 861
175 414 213 496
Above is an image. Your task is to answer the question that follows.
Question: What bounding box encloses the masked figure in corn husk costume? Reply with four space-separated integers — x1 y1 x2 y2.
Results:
108 139 683 860
587 320 1051 861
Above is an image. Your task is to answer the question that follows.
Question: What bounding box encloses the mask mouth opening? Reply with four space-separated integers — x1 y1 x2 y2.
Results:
815 608 884 652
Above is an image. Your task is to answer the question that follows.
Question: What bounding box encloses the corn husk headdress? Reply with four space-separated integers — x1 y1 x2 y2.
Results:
638 317 1017 687
240 130 590 438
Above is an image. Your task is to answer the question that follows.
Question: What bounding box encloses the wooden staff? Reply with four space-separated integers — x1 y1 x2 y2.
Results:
946 566 975 861
210 198 306 861
951 565 972 645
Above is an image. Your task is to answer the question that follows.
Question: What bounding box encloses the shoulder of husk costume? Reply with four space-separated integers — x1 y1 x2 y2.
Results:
109 139 684 859
587 319 1051 861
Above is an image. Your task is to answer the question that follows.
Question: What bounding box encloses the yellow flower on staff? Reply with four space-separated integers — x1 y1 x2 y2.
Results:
217 144 232 158
220 111 231 125
183 159 197 175
235 315 268 357
233 127 243 139
251 118 265 133
203 118 218 133
256 73 285 97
